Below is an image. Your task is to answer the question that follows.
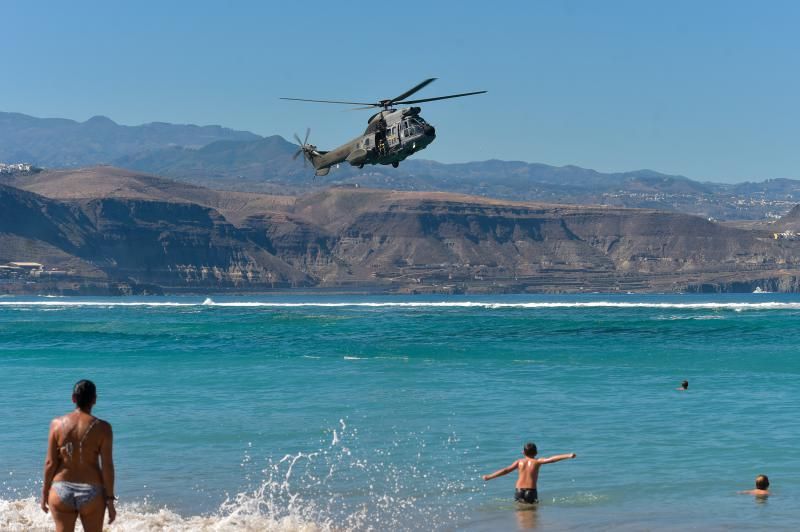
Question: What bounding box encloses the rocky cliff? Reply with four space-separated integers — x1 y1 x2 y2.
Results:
0 181 309 294
3 168 800 294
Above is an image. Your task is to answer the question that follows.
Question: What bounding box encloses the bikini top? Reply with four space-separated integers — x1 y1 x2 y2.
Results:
59 415 99 464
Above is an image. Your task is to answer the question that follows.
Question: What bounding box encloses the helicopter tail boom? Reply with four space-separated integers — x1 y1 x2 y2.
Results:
304 149 330 176
293 128 331 176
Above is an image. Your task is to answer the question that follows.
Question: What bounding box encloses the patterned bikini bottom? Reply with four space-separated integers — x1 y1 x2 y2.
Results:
52 481 103 510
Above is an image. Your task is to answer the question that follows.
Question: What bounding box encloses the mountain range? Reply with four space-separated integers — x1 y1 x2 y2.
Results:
2 111 800 220
0 111 258 168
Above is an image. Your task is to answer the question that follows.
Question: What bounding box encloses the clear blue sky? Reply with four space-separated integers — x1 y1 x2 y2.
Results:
3 0 799 183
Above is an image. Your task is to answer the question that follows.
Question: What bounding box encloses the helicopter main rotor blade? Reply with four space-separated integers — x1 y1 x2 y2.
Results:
304 127 310 146
395 90 487 105
388 78 437 106
280 97 375 106
293 133 303 145
293 149 302 160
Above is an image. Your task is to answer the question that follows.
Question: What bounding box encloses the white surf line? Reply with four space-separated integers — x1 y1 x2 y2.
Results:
2 301 800 310
0 301 196 307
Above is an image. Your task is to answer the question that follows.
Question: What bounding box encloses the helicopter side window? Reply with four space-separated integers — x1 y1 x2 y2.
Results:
365 138 371 148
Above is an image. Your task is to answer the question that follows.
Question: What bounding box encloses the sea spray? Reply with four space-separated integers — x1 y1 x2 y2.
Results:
234 420 478 530
2 421 478 531
0 497 328 532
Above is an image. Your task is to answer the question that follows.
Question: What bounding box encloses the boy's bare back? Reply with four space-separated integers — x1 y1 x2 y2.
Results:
515 457 541 488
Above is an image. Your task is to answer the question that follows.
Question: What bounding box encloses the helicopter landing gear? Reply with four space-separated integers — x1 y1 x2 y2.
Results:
358 164 364 169
392 162 399 168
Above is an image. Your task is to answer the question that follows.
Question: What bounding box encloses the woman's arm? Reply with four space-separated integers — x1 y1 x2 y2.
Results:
41 419 60 512
100 422 116 524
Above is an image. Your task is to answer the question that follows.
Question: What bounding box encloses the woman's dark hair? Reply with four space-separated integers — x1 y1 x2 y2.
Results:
73 379 97 409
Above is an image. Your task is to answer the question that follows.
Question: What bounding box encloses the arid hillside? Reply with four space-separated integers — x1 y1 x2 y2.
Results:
2 167 800 294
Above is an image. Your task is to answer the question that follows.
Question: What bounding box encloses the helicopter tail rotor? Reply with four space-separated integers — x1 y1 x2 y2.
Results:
292 128 330 177
292 128 316 168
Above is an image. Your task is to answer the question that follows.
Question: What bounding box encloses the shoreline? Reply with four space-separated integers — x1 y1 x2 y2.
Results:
3 493 787 532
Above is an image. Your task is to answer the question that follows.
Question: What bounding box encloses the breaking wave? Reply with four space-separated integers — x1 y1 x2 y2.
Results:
3 300 800 311
1 420 475 531
0 497 326 532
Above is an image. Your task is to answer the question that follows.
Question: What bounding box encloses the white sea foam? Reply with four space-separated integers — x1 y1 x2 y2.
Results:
3 300 800 311
2 421 473 532
0 497 326 532
654 314 726 321
549 491 609 507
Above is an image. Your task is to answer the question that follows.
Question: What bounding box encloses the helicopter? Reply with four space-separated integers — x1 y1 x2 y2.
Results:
281 78 486 176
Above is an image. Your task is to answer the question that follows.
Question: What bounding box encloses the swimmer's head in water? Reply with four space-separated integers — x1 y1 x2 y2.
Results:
72 379 97 410
523 442 538 458
681 380 689 389
755 475 769 490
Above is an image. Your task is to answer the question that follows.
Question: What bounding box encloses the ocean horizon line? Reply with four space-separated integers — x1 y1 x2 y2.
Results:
2 298 800 310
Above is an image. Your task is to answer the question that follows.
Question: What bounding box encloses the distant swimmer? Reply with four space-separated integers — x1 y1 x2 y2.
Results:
677 380 689 391
739 474 770 497
482 442 576 503
41 380 116 532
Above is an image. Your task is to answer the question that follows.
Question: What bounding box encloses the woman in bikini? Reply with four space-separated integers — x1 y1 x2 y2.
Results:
41 379 116 532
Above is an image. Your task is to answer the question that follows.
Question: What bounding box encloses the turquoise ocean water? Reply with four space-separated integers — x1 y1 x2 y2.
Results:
1 294 799 530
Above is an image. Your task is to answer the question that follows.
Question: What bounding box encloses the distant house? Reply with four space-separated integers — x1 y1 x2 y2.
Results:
0 162 38 175
7 262 44 270
4 262 44 277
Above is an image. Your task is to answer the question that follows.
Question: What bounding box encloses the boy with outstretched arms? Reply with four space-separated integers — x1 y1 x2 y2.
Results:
483 442 576 503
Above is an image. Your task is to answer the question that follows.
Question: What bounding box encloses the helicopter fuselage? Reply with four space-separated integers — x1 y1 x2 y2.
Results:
304 107 436 176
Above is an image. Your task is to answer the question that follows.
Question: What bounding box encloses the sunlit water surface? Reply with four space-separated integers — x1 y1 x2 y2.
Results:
1 294 798 530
